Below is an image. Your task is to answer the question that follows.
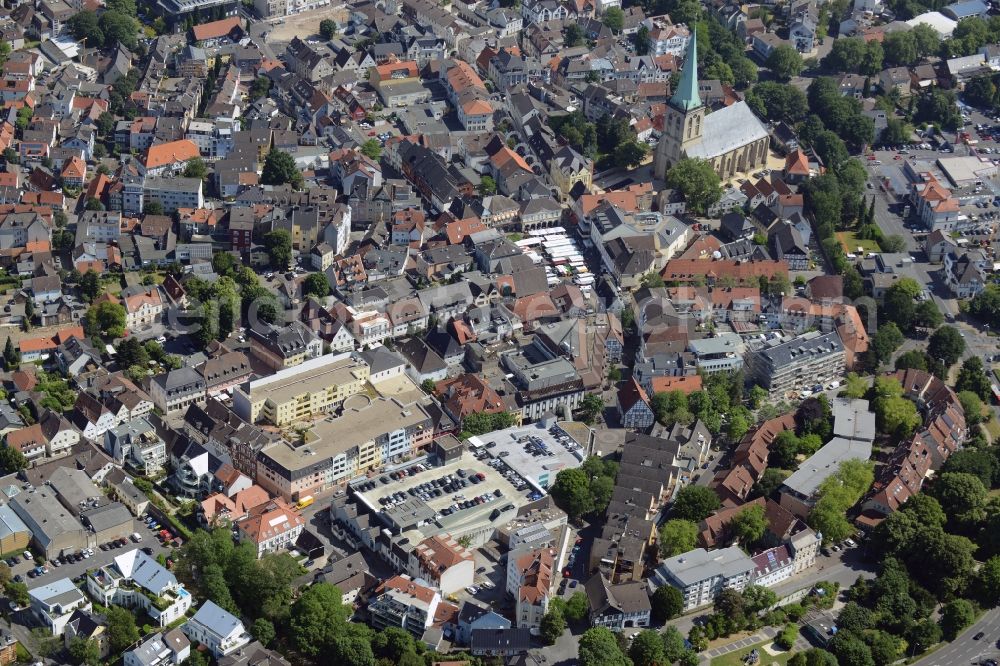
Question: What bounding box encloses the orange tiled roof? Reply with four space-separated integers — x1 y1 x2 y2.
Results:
191 16 243 42
141 139 200 170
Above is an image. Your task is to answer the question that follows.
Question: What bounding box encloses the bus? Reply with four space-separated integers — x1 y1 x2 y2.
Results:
296 495 315 510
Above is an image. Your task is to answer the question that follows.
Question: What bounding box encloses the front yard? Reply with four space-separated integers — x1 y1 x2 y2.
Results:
836 231 880 255
710 640 796 666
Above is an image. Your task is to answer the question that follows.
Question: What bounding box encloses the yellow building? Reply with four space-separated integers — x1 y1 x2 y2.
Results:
549 145 592 201
232 353 370 426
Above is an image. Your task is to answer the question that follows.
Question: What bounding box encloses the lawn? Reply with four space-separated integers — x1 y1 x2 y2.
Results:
985 418 1000 443
836 231 880 255
710 640 796 666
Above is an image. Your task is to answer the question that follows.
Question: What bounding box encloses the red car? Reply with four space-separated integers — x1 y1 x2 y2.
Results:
563 568 572 578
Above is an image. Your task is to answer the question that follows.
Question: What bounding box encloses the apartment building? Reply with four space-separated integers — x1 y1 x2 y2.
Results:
747 331 846 396
442 61 493 132
105 418 167 475
651 546 756 611
408 534 475 594
182 601 251 658
232 353 370 426
687 333 745 375
123 630 190 666
506 547 555 629
142 177 204 214
248 321 323 371
87 549 193 628
30 578 91 636
235 499 305 557
369 575 442 638
585 575 651 631
255 397 434 501
150 367 206 414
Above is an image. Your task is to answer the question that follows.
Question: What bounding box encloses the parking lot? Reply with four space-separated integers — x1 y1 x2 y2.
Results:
351 455 528 524
18 516 176 593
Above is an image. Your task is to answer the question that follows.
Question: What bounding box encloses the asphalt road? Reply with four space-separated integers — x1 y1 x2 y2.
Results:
912 608 1000 666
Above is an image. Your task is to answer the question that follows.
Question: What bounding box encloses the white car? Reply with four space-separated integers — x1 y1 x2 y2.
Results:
156 336 166 344
466 586 479 595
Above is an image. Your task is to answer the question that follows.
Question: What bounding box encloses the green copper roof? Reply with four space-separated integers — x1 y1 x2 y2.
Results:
669 29 701 112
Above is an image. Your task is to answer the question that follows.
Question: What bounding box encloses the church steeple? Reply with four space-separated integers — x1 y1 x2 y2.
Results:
669 30 701 112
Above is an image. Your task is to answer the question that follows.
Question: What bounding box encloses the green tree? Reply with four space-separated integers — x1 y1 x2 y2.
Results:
80 270 102 302
578 393 605 424
360 139 381 161
651 585 684 623
837 602 875 633
302 273 331 298
182 157 207 180
319 18 337 39
940 598 976 640
912 299 944 330
867 322 903 368
288 582 352 656
671 485 721 521
263 229 292 269
829 630 875 666
261 149 304 189
745 82 809 123
563 591 588 621
730 503 767 546
883 30 918 66
579 627 630 666
603 6 624 31
776 624 799 650
659 519 698 557
956 357 993 401
633 25 652 55
144 201 164 216
932 471 987 525
105 0 136 15
5 580 26 607
973 555 1000 607
906 618 942 654
68 637 100 666
68 12 104 47
85 196 104 211
665 158 722 214
808 459 874 543
478 175 497 196
767 45 804 81
540 606 566 644
250 76 272 100
628 629 666 666
84 301 127 338
928 326 966 367
2 337 17 369
662 626 687 661
881 118 912 146
551 468 593 519
882 277 921 331
99 10 139 49
106 606 140 654
613 140 648 169
0 446 27 474
789 649 839 666
564 23 585 47
822 36 868 73
970 284 1000 328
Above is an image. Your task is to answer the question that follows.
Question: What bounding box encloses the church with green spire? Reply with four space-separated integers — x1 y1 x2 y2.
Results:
653 31 770 182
